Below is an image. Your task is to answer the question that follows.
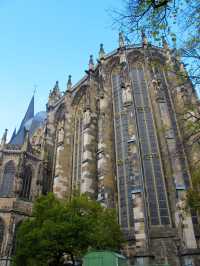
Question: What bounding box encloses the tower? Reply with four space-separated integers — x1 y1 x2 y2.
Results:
0 96 47 265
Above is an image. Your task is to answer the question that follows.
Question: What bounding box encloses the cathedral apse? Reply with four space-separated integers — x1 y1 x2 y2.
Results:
0 33 200 265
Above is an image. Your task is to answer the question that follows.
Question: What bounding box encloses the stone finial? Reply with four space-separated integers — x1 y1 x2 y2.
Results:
119 32 125 48
48 81 62 108
67 75 72 90
180 62 186 74
53 81 59 92
1 128 8 147
89 55 94 71
162 36 169 50
99 44 105 60
141 29 148 47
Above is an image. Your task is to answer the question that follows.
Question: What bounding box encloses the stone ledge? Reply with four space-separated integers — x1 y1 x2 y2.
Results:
0 198 33 216
180 248 200 256
149 226 177 239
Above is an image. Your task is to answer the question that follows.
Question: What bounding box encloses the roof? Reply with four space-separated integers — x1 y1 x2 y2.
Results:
9 96 47 145
84 250 126 259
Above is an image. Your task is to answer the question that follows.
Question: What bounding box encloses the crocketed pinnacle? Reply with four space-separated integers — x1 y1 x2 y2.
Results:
89 55 94 71
67 75 72 90
99 43 105 60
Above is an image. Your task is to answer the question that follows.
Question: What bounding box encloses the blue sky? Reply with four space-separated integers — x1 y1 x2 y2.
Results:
0 0 123 139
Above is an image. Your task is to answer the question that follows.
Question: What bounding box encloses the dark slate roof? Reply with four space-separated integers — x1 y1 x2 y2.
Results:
9 95 47 146
25 111 47 136
9 96 35 145
9 128 16 144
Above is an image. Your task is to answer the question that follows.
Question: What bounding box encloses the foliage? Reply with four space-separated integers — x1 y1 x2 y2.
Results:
187 167 200 211
12 193 124 266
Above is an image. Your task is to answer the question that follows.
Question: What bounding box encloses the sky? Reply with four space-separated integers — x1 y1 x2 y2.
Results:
0 0 123 140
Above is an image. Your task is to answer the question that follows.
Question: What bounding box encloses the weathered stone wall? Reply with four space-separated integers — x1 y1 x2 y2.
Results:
0 41 200 265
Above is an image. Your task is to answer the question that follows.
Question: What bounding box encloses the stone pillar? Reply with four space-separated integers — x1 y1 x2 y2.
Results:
53 95 73 199
80 108 97 196
132 191 146 249
97 91 115 208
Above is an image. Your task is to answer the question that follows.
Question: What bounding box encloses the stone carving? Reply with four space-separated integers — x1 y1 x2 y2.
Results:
122 82 132 105
83 109 92 127
176 197 186 221
14 176 23 195
57 120 65 143
99 65 106 83
36 181 42 198
84 88 91 110
120 50 126 65
152 79 165 100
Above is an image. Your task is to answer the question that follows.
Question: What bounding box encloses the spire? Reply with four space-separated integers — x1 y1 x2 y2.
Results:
48 81 62 109
9 128 16 143
141 29 148 47
119 32 125 48
53 81 59 92
1 129 8 147
162 36 169 50
10 96 34 145
89 55 94 71
99 44 105 60
67 75 72 90
20 96 34 128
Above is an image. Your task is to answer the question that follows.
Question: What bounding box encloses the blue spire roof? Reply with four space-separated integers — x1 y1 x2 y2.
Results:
9 128 16 143
19 95 34 129
10 96 35 145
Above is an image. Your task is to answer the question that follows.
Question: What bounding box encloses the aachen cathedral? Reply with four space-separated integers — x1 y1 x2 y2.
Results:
0 33 200 266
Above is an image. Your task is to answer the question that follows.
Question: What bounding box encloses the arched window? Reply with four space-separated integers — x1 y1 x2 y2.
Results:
0 218 5 253
0 160 15 196
20 165 32 199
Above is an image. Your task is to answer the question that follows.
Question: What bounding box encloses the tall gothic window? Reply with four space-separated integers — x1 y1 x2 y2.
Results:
0 218 4 253
20 165 32 200
0 160 15 196
130 66 171 225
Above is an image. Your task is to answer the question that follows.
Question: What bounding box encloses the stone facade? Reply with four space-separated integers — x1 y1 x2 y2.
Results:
0 34 200 265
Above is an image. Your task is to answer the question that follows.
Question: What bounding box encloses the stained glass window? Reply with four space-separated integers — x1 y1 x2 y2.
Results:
130 67 170 225
0 160 15 196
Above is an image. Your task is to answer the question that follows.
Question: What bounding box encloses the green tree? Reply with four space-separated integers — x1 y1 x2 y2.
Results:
12 193 123 266
187 167 200 211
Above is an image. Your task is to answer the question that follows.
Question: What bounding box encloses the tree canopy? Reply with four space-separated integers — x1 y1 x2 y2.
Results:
12 193 124 266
